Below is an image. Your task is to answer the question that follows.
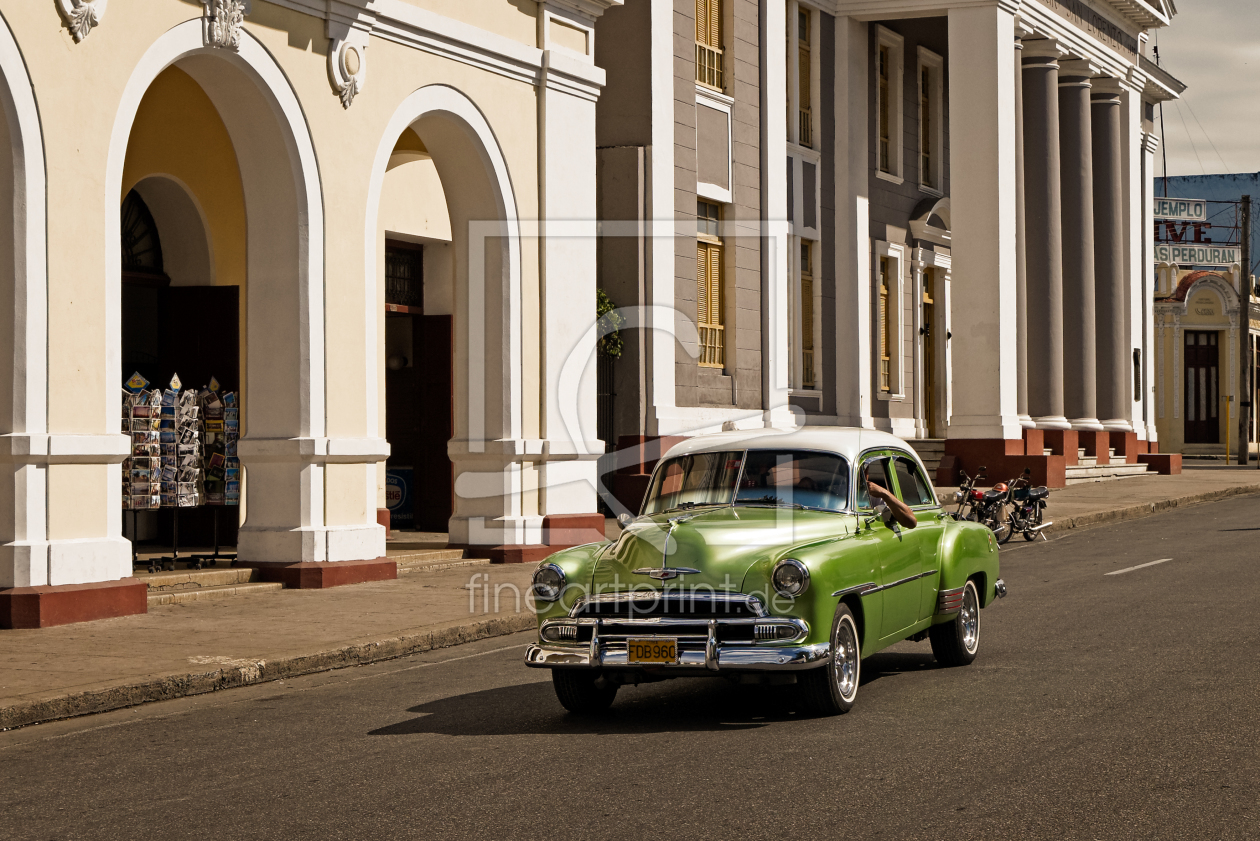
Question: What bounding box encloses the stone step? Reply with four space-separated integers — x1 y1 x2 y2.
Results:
135 566 260 592
392 548 491 574
908 439 945 474
148 581 284 607
1064 462 1153 485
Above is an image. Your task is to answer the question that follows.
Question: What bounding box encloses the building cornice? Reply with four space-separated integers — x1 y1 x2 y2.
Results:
261 0 607 100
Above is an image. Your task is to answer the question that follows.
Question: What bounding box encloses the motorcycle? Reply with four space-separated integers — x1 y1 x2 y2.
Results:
951 468 1011 542
999 467 1052 544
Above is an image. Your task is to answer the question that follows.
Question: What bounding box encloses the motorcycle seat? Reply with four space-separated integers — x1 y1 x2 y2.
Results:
1029 486 1049 500
982 490 1005 502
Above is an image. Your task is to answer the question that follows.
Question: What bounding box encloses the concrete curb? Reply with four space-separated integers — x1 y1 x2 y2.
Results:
1034 483 1260 540
0 613 535 730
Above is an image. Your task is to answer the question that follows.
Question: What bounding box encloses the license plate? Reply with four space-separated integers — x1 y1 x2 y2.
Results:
626 638 678 664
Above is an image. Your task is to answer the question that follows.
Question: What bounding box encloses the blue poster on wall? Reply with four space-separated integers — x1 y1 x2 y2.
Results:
386 467 414 528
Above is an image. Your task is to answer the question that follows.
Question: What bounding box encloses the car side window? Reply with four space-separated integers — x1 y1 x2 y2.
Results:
893 455 935 507
855 456 893 511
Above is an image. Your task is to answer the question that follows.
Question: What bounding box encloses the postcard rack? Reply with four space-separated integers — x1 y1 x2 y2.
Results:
122 374 240 572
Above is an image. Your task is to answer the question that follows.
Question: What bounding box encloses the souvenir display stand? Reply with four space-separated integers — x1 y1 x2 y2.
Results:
191 386 241 567
122 373 240 571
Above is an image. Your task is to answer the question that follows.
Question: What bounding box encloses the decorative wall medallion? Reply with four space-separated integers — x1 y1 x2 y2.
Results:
328 36 368 109
55 0 108 42
201 0 251 50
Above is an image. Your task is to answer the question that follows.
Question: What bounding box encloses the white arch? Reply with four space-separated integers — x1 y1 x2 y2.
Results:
0 11 49 588
0 12 47 438
105 19 325 438
365 84 522 443
365 84 524 545
106 20 334 565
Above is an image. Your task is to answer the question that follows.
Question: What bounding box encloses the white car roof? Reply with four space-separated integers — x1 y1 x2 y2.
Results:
660 426 924 470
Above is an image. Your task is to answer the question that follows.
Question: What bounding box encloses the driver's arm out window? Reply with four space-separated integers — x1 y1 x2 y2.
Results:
856 457 892 510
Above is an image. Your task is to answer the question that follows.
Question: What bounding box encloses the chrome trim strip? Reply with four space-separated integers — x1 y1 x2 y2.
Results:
831 581 877 598
831 569 936 599
524 641 832 671
631 566 702 580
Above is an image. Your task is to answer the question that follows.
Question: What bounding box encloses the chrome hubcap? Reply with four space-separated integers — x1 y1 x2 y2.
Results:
833 618 859 700
961 584 979 653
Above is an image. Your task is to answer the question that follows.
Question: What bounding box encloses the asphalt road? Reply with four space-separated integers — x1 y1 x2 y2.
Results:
3 495 1259 840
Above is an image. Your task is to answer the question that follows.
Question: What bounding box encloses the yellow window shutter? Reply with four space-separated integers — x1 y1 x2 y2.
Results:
708 246 723 325
700 244 710 325
802 277 813 351
709 0 721 51
696 0 706 44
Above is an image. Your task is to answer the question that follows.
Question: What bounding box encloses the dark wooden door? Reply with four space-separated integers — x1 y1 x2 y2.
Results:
1184 330 1219 444
386 314 453 532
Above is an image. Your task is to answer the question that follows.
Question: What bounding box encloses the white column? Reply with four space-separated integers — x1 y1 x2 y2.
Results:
762 0 792 427
945 4 1023 441
537 31 601 519
1120 80 1144 437
1141 130 1160 443
833 15 873 429
646 0 676 436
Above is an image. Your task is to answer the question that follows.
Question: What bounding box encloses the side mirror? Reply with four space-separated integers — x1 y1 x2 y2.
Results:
616 512 633 527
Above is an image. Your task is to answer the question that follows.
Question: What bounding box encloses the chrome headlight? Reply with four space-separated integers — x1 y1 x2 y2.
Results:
771 558 810 598
952 490 964 503
531 563 566 602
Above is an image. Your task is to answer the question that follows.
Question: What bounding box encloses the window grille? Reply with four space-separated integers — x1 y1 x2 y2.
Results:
920 66 933 187
878 46 892 173
801 242 815 387
385 244 424 308
798 10 812 148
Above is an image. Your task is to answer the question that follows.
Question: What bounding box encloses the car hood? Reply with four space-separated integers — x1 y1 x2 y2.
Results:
591 506 852 591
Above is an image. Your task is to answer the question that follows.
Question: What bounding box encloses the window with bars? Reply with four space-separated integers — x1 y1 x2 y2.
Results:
695 0 723 91
879 256 892 392
801 241 815 387
878 46 891 173
697 200 724 368
798 10 812 148
385 243 424 308
920 66 932 188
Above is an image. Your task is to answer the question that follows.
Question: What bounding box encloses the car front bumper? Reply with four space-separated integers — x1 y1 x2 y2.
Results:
525 639 832 671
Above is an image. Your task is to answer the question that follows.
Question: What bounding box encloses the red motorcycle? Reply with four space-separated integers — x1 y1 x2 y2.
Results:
951 468 1011 542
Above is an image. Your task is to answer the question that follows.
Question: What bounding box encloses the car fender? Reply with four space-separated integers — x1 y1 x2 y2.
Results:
936 519 1000 609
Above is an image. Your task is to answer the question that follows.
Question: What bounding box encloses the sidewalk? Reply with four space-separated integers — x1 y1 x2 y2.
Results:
3 465 1259 730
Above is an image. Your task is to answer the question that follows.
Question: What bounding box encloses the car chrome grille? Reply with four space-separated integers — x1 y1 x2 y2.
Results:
570 592 765 620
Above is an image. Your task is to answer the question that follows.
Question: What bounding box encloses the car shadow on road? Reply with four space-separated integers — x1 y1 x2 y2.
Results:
369 651 940 737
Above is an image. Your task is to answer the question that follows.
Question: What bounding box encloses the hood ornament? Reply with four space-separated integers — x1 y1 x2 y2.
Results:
632 514 701 580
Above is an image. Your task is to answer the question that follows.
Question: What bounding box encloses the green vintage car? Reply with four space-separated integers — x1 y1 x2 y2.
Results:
525 427 1005 715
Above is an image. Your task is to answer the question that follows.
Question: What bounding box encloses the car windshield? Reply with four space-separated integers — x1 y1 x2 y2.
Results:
734 450 850 511
642 451 744 514
642 449 850 514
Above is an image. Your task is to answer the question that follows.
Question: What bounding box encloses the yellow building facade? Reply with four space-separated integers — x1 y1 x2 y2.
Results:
0 0 617 625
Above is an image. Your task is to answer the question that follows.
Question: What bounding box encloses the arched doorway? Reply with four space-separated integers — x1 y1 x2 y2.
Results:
368 86 524 548
107 21 334 565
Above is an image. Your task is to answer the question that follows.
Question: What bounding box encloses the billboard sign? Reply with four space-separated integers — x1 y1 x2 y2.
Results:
1153 197 1207 221
1153 243 1239 266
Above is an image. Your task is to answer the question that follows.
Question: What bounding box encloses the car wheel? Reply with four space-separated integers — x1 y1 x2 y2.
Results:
929 579 980 667
799 604 861 715
551 669 618 714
